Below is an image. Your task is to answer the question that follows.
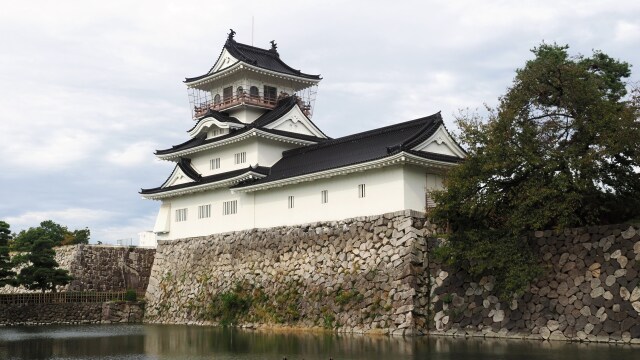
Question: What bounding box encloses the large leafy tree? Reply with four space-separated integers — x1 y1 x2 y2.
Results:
11 220 90 251
17 238 72 293
0 220 16 286
431 44 640 297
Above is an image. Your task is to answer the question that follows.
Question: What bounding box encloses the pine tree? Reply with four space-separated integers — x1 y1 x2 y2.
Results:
18 238 72 293
0 220 16 287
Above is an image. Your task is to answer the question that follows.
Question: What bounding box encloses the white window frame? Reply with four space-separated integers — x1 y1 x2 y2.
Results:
175 208 188 222
210 158 221 170
321 190 328 204
234 152 247 164
198 204 211 219
358 184 366 198
288 196 295 209
223 200 237 215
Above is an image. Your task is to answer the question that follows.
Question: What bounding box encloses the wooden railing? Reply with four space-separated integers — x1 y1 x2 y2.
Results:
194 93 278 117
0 291 144 305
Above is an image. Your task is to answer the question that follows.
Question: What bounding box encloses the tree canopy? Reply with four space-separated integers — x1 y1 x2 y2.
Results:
11 220 90 251
430 44 640 297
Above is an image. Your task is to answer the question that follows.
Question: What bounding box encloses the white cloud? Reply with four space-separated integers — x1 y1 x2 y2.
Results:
5 208 116 232
614 21 640 44
105 141 158 167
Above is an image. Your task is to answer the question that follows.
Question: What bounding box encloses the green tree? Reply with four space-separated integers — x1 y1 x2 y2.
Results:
431 44 640 298
0 220 16 286
12 220 90 250
17 238 72 293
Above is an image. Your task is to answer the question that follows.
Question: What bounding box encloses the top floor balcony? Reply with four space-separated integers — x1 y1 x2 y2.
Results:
188 84 317 120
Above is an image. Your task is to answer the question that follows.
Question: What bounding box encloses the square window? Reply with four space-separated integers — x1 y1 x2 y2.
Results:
234 152 246 164
223 200 237 215
210 158 220 170
198 204 211 219
175 208 188 222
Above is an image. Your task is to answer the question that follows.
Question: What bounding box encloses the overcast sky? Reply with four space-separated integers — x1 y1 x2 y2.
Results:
0 0 638 243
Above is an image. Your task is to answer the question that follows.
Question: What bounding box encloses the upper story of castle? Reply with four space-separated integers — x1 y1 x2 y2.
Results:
185 29 321 123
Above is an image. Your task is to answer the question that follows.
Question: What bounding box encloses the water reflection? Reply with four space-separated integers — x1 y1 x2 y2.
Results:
0 324 637 360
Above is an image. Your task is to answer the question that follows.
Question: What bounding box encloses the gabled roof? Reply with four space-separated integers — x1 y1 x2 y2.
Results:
140 165 270 196
233 113 463 189
155 97 329 157
187 110 243 134
185 36 321 84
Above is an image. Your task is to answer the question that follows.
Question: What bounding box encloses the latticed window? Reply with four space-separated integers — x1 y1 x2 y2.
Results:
358 184 366 198
288 196 295 209
198 204 211 219
321 190 328 204
223 200 237 215
210 158 220 170
175 208 188 222
234 152 246 164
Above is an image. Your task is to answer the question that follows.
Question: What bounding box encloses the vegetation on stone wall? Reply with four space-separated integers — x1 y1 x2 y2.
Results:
431 43 640 298
11 220 90 251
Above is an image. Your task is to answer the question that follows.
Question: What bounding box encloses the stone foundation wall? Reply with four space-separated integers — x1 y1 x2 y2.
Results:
1 245 156 294
145 210 432 335
0 301 144 326
429 224 640 344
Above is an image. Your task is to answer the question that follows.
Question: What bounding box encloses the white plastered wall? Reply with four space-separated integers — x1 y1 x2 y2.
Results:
189 139 259 176
253 166 407 228
159 189 255 240
152 164 443 240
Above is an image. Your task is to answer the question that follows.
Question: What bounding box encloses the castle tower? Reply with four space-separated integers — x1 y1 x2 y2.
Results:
141 30 465 242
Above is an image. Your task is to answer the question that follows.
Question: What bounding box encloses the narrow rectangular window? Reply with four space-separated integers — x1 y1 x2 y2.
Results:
223 86 233 101
263 85 277 102
210 158 220 170
198 204 211 219
358 184 366 198
234 152 246 164
223 200 237 215
175 208 188 222
288 196 295 209
321 190 328 204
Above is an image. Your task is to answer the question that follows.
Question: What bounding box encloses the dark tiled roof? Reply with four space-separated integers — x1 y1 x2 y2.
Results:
185 39 321 83
155 97 328 156
141 166 270 195
177 158 202 181
186 111 243 133
233 113 455 188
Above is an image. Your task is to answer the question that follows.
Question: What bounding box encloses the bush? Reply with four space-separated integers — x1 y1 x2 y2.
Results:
124 289 137 301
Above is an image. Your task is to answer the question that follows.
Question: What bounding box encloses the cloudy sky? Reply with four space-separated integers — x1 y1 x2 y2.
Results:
0 0 638 243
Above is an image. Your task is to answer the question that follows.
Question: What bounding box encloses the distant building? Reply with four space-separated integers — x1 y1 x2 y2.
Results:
141 30 465 241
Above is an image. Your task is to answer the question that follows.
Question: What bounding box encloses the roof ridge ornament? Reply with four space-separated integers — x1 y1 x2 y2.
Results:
269 40 279 56
227 29 236 42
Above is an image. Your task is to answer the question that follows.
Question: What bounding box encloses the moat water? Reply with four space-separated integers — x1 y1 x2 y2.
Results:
0 324 638 360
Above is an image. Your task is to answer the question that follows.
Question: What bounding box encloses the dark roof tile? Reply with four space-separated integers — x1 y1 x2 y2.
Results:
233 113 454 187
185 39 320 83
141 166 270 195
